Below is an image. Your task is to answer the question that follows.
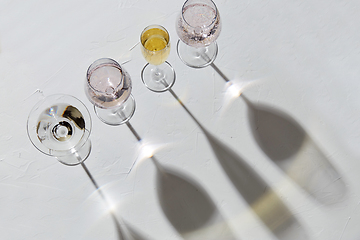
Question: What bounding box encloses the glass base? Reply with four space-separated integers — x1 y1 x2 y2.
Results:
141 61 175 92
176 40 218 68
94 94 136 125
56 138 92 166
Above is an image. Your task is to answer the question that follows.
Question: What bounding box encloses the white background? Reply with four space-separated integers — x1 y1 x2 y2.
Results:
1 0 360 239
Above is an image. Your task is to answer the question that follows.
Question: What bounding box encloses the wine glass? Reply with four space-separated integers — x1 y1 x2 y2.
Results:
85 58 136 125
27 94 92 166
176 0 221 68
140 24 175 92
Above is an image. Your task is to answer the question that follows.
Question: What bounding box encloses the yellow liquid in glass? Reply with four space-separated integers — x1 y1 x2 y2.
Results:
141 28 170 65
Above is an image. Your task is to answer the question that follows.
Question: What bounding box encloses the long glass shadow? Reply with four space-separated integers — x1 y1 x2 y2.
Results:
208 60 347 205
125 121 236 240
167 88 308 240
242 96 347 205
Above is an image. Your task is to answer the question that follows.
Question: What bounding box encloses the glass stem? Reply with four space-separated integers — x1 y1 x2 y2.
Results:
115 107 126 120
200 48 211 62
153 65 169 88
109 100 126 116
153 66 163 82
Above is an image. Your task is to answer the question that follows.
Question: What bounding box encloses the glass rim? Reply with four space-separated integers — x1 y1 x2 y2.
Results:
27 94 92 156
86 58 125 94
140 24 171 53
181 0 219 29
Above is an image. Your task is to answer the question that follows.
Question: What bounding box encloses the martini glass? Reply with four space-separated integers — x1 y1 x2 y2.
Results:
176 0 221 68
85 58 136 125
27 94 92 165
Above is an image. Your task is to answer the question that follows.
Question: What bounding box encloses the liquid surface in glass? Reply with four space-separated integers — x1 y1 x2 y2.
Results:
87 64 132 109
177 3 221 48
37 104 85 151
183 3 216 27
141 28 170 65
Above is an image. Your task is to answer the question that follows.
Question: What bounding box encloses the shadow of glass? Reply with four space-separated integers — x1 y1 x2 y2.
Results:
123 221 150 240
167 88 308 240
242 95 347 205
124 122 236 239
155 160 236 240
111 215 150 240
81 162 149 240
202 128 308 240
207 60 347 206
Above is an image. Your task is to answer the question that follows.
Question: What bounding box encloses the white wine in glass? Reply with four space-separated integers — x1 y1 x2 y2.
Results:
140 25 175 92
141 27 171 65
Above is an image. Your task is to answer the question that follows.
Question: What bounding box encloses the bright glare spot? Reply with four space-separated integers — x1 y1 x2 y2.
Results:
220 80 244 113
107 199 117 213
215 79 257 119
129 140 166 171
84 186 120 218
225 81 243 98
141 144 155 159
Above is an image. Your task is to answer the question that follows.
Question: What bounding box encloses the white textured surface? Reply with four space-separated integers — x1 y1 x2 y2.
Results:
1 0 360 239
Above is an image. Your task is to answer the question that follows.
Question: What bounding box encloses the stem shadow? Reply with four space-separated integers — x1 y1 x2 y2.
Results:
81 162 149 240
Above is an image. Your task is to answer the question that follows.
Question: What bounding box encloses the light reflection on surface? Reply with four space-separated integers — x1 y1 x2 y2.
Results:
219 79 257 117
225 81 243 98
139 142 156 159
132 140 168 171
106 197 118 214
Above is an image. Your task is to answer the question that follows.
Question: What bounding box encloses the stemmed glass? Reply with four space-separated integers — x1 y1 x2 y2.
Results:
140 25 175 92
85 58 136 125
27 94 92 166
27 94 134 238
176 0 221 68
